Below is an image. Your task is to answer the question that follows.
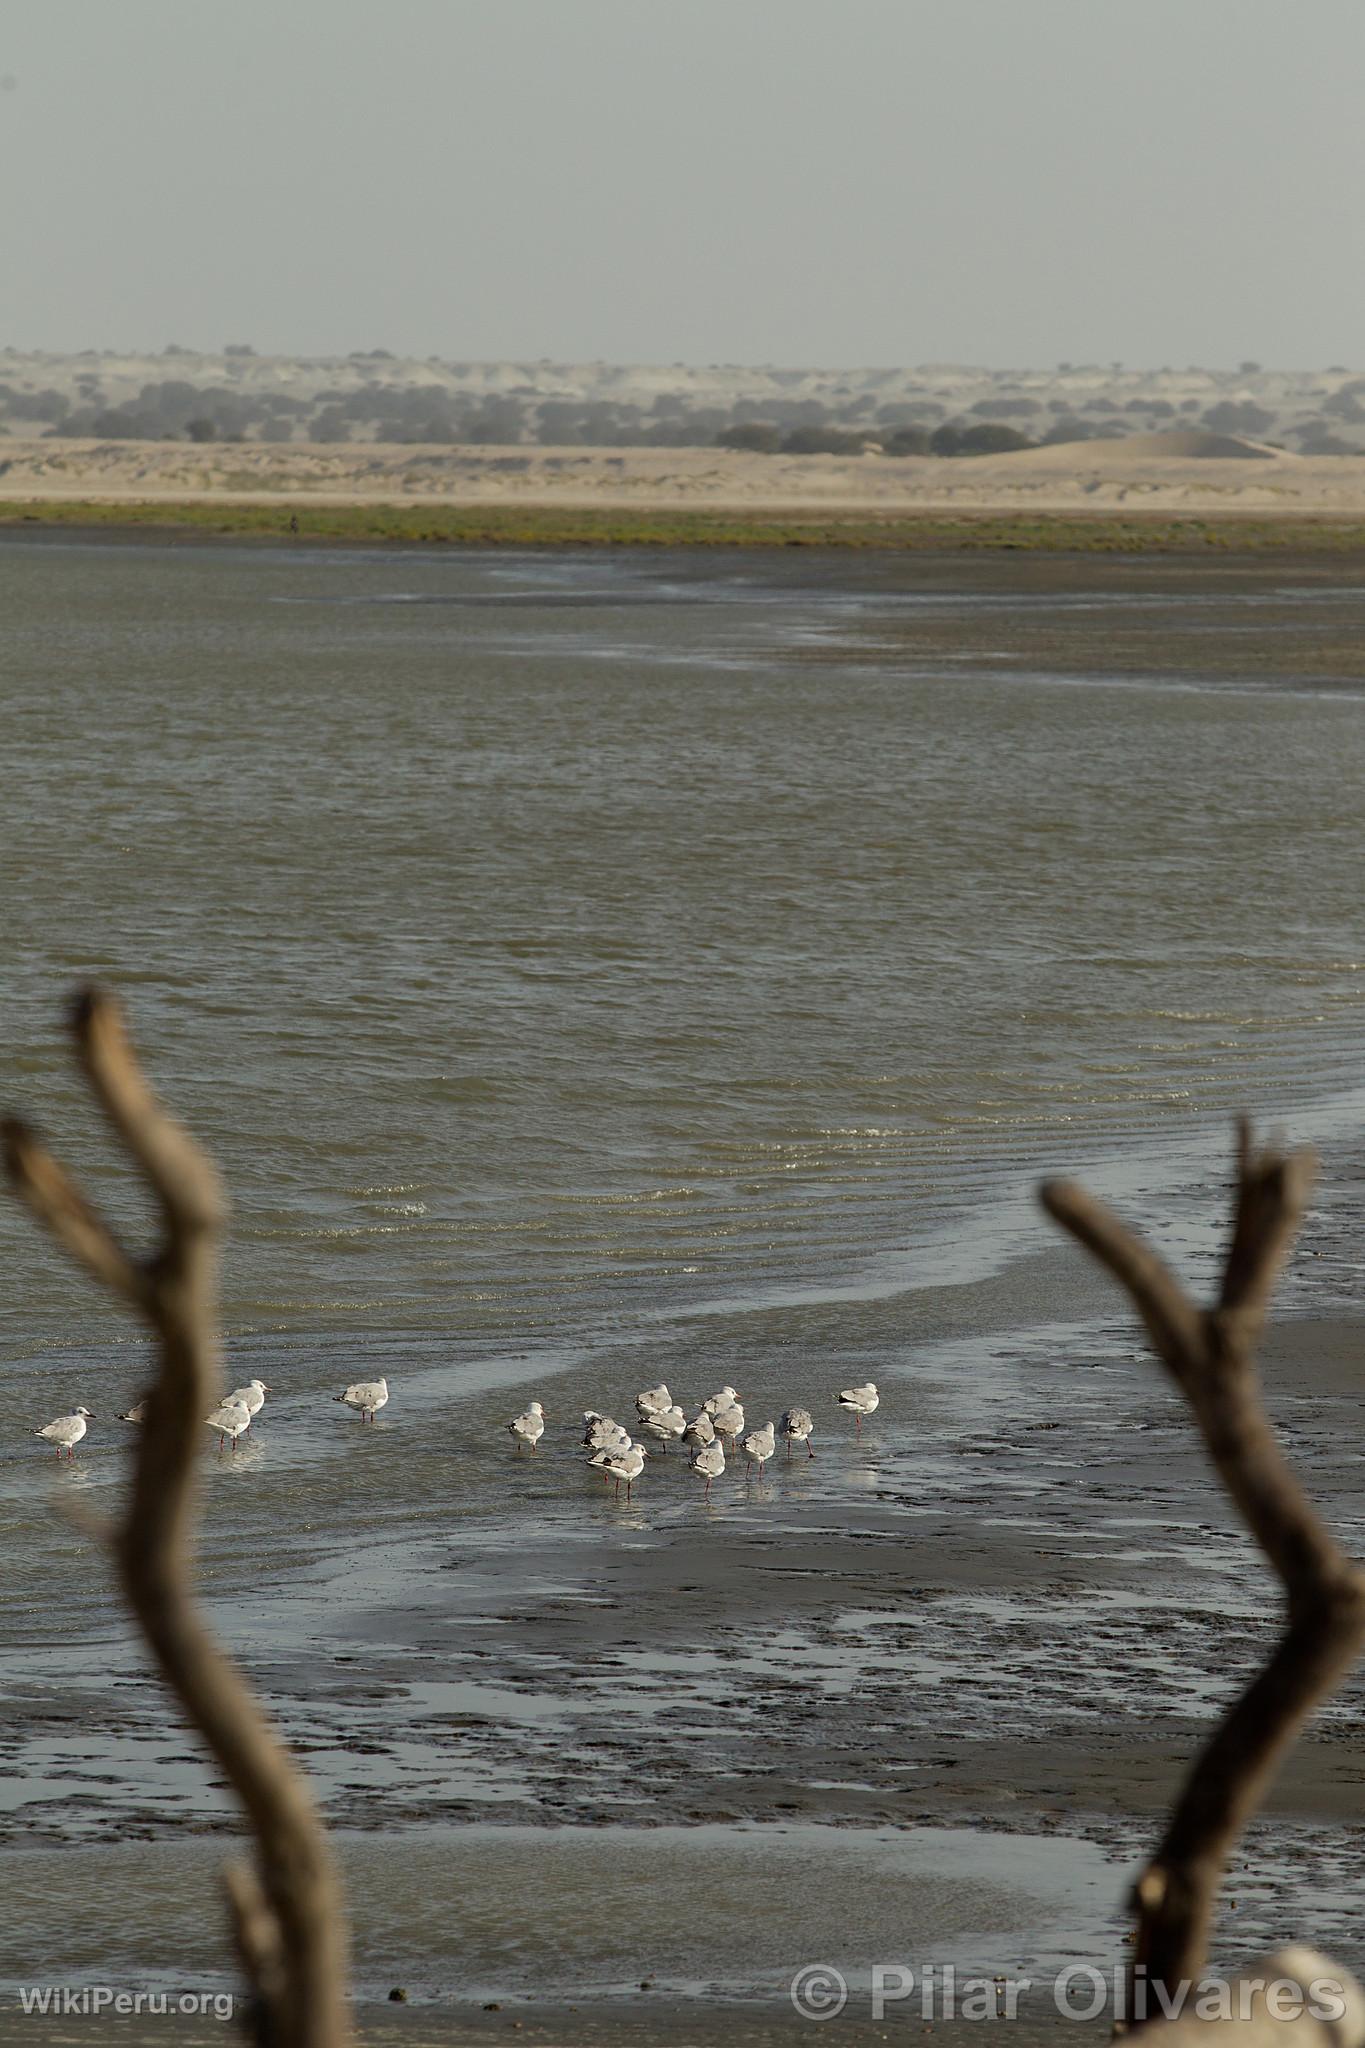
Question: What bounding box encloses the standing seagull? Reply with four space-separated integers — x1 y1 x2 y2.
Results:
691 1438 725 1498
602 1440 645 1502
585 1414 630 1457
33 1407 94 1460
587 1425 632 1481
779 1407 815 1460
585 1414 631 1488
635 1384 671 1421
683 1408 715 1451
740 1420 775 1479
640 1403 686 1453
335 1377 389 1423
711 1400 745 1451
509 1400 546 1452
227 1379 269 1432
837 1383 879 1436
206 1398 252 1453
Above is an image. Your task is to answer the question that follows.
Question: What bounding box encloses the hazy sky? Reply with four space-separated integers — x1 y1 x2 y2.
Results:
4 0 1363 368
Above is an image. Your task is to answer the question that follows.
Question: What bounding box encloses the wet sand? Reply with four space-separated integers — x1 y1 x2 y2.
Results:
4 1298 1363 2035
0 2008 1104 2048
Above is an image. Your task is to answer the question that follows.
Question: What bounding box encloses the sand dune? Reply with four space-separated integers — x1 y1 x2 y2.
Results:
1005 428 1288 465
1 433 1363 518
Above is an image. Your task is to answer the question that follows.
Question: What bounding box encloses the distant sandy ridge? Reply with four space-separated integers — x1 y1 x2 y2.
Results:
4 432 1365 517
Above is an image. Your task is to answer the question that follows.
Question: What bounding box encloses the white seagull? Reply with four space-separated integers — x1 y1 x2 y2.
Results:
640 1403 686 1452
206 1398 252 1453
740 1420 776 1478
703 1386 739 1416
837 1382 879 1435
227 1379 269 1431
780 1407 815 1460
509 1400 546 1452
711 1400 745 1447
585 1412 629 1449
117 1399 148 1424
691 1438 726 1498
682 1408 716 1450
335 1377 389 1423
601 1440 645 1501
33 1407 94 1460
634 1383 671 1419
588 1424 632 1480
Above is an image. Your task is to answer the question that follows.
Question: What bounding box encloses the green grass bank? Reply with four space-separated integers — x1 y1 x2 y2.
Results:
7 498 1365 552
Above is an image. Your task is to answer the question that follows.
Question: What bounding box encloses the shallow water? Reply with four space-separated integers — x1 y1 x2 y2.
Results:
6 542 1365 1363
0 1821 1121 2005
2 539 1365 2002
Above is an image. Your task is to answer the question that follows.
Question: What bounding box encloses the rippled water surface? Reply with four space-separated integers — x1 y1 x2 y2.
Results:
6 543 1365 1351
3 538 1365 2003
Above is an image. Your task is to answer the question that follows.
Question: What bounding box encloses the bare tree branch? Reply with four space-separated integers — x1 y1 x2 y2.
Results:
4 987 350 2046
1041 1127 1365 2011
72 985 226 1239
224 1857 288 2026
1039 1177 1204 1374
1 1118 147 1308
1219 1119 1315 1328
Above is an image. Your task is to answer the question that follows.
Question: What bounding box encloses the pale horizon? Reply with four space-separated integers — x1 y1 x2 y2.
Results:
7 344 1364 376
4 0 1364 370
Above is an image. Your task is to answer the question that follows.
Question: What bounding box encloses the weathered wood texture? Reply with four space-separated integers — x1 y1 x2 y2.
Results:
1042 1123 1365 2021
3 987 350 2046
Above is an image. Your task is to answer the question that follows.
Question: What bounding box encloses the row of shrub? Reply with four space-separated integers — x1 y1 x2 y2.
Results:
718 421 1041 456
2 378 1362 454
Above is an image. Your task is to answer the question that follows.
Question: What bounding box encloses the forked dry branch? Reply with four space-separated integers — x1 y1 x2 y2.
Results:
1042 1121 1365 2033
2 987 349 2048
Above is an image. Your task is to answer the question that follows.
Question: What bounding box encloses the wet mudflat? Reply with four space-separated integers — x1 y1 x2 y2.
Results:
4 1293 1364 2013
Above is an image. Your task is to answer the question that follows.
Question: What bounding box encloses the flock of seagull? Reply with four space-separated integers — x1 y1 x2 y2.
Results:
507 1380 881 1500
29 1376 391 1459
28 1373 880 1499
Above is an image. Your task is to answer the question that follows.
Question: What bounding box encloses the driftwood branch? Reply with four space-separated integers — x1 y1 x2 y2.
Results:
1041 1122 1365 2014
2 1120 147 1308
3 987 349 2046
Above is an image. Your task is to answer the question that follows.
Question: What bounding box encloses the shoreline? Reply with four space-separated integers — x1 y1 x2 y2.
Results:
7 496 1365 552
6 427 1365 550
